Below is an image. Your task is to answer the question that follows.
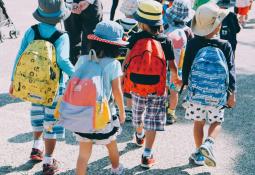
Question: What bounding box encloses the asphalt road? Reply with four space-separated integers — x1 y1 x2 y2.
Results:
0 1 255 175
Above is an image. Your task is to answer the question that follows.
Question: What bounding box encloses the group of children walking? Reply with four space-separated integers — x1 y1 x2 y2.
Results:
9 0 240 174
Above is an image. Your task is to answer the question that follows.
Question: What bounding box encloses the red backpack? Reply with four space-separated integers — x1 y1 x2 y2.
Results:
123 38 167 97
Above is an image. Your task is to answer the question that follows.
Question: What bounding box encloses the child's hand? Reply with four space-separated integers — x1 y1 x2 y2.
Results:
119 111 126 125
71 3 80 14
227 92 236 108
78 1 90 12
9 83 14 98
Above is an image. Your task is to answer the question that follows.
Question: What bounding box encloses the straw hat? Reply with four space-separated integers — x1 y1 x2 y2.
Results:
191 3 229 36
133 0 163 26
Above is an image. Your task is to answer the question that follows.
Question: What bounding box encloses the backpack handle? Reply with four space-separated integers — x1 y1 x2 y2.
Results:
89 49 99 63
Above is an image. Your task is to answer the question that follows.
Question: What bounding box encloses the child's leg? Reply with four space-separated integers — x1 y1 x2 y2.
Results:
131 94 146 145
169 89 178 111
30 103 44 161
76 141 93 175
208 122 222 139
42 96 65 165
106 140 120 169
125 96 133 121
144 130 156 155
193 120 206 148
126 97 132 108
199 106 224 167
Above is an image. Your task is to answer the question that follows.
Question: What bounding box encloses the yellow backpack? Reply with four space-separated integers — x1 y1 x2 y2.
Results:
13 25 63 106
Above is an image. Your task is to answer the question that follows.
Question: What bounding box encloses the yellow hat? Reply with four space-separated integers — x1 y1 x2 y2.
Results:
134 0 163 26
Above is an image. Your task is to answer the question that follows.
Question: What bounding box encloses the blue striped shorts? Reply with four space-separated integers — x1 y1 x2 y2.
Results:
30 88 64 139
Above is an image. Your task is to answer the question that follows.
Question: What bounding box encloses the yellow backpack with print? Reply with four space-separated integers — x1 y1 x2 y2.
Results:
13 25 63 106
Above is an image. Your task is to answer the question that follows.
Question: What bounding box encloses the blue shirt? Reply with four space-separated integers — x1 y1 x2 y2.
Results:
11 23 75 87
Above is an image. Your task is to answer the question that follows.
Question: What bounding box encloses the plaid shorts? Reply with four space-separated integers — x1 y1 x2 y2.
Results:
30 87 64 139
131 93 166 131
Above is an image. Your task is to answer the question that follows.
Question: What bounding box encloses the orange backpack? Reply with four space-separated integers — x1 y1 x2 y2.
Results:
123 38 167 97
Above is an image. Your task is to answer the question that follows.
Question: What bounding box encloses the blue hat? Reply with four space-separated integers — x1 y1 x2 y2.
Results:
33 0 71 25
88 21 129 46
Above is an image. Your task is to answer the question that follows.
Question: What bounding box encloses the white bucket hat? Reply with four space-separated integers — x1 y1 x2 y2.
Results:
191 3 229 36
120 0 139 16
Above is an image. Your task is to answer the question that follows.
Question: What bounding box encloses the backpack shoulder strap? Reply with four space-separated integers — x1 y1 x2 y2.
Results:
49 30 65 44
31 24 42 40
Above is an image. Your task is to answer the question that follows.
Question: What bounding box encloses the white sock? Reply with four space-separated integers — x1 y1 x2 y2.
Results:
205 137 215 145
111 164 124 174
33 139 43 151
136 130 145 138
43 155 53 165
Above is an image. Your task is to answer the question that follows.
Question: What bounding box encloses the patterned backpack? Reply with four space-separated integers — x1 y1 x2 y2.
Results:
58 50 111 133
186 46 229 107
123 38 167 97
12 25 62 106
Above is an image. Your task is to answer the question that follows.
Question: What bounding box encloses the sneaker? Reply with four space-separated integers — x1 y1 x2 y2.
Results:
141 155 156 168
30 148 43 161
135 132 145 147
199 143 216 167
166 110 177 125
189 152 205 166
42 159 59 175
111 164 124 175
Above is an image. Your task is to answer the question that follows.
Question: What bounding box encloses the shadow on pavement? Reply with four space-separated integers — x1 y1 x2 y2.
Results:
59 143 141 175
126 164 196 175
223 74 255 175
0 160 40 175
8 132 33 143
0 93 22 107
246 18 255 24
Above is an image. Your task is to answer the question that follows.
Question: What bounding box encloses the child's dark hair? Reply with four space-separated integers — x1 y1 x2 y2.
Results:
148 25 163 34
88 40 121 58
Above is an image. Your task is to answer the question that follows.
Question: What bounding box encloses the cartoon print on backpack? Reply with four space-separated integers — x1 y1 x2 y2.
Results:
12 27 61 106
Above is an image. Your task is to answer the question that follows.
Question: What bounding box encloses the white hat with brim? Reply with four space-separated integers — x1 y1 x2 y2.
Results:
191 3 230 36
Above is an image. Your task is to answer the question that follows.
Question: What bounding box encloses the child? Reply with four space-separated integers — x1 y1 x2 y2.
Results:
115 0 140 121
9 0 74 174
124 0 180 168
74 21 126 175
164 0 194 124
182 3 236 166
218 2 241 56
117 0 139 41
235 0 252 26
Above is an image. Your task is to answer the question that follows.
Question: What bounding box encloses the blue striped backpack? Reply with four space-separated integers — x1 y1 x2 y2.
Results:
186 46 229 107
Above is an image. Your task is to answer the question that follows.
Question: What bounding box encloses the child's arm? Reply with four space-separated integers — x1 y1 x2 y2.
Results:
225 43 236 108
169 60 182 86
112 77 126 124
9 28 33 95
182 41 194 86
55 33 75 77
10 28 33 81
